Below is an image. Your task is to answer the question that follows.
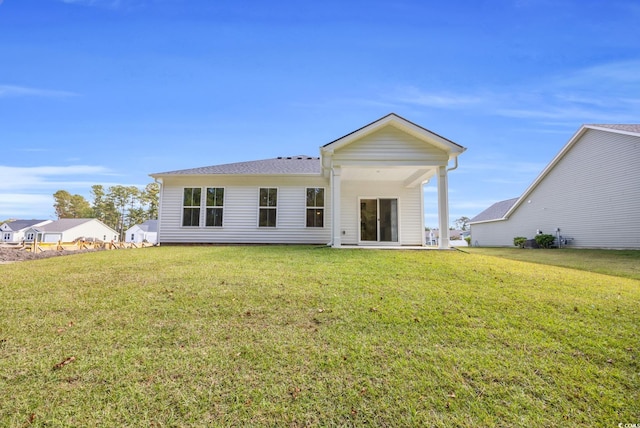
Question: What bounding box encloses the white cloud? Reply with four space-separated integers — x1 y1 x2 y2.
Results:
59 0 133 9
555 60 640 88
0 85 78 98
0 165 117 219
393 86 483 108
0 165 113 191
0 194 56 220
392 60 640 125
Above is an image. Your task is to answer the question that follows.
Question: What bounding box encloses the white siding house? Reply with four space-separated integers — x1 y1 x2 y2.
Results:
125 220 158 244
470 124 640 249
1 220 52 243
24 218 119 243
151 113 466 248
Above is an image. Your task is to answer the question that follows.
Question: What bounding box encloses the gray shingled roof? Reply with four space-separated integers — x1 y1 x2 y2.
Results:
152 155 321 176
5 220 49 231
470 197 519 223
138 219 158 233
588 124 640 134
35 219 93 232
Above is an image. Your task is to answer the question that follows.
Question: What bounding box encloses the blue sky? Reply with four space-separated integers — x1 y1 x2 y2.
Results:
1 0 639 227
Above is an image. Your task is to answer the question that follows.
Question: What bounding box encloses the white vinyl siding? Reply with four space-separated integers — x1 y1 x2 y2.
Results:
35 220 118 243
339 180 423 246
332 125 449 165
158 176 332 244
471 128 640 248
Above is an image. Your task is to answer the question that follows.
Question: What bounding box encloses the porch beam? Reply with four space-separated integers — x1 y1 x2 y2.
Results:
403 168 432 188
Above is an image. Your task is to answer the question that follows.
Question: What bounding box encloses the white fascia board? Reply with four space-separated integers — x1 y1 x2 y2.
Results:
586 125 640 138
469 217 509 225
323 114 465 155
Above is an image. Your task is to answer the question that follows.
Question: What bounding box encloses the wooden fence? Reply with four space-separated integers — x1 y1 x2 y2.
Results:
22 240 153 253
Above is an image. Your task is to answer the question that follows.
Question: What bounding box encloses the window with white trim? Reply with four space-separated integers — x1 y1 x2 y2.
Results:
259 188 277 227
205 187 224 227
306 188 324 228
182 187 201 227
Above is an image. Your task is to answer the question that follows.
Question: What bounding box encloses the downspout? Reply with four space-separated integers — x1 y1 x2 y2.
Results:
447 156 459 172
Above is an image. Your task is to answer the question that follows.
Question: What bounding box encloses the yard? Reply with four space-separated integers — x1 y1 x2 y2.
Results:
1 246 638 426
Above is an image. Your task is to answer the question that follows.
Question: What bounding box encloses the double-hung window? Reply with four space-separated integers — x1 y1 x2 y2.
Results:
306 188 324 228
205 187 224 227
259 188 277 227
182 187 201 227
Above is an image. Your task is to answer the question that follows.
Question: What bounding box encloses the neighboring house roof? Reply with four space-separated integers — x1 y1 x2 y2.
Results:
587 124 640 134
4 219 49 231
470 198 519 223
34 218 93 232
136 219 158 233
152 156 321 176
470 123 640 224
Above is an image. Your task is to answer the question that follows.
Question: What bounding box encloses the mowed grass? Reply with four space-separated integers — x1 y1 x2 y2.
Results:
0 246 638 427
464 247 640 280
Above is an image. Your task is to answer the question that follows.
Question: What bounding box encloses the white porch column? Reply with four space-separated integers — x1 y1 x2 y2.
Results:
420 181 426 247
331 167 342 247
437 166 450 249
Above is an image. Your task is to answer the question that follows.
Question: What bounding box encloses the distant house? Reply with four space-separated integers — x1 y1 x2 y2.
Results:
425 229 468 247
470 124 640 249
1 219 52 243
151 113 466 248
125 220 158 244
24 218 119 243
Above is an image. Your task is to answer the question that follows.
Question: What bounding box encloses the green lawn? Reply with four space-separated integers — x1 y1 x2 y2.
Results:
1 246 638 427
464 247 640 280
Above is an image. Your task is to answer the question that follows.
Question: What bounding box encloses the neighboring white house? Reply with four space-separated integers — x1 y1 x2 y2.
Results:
1 219 52 243
425 229 469 247
150 113 466 248
24 218 119 243
470 124 640 249
125 219 158 244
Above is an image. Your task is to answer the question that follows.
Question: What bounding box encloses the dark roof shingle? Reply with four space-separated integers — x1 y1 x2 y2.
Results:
588 124 640 134
470 197 519 223
152 156 321 176
5 220 49 231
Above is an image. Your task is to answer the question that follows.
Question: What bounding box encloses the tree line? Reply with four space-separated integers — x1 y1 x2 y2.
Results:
53 183 159 239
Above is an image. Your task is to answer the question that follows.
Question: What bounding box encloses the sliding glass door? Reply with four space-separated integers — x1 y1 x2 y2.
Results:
360 198 398 243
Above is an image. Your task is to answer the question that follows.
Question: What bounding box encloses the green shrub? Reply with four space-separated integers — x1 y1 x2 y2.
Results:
513 236 527 248
465 236 471 245
535 233 555 249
